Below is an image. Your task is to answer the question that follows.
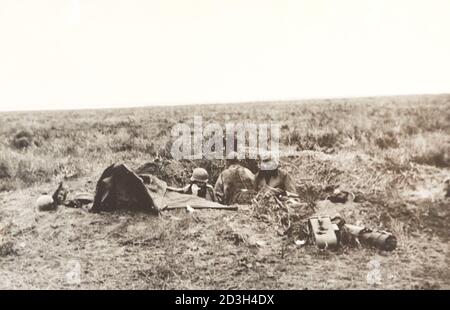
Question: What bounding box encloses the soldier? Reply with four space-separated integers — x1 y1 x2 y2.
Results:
254 152 297 196
173 168 217 202
214 151 255 205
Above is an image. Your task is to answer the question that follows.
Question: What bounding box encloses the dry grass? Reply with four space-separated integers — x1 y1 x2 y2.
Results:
0 94 449 289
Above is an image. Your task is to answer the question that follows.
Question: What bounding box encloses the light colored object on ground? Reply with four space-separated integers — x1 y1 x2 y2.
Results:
308 216 340 250
255 240 266 247
36 194 56 211
65 192 94 209
190 168 209 183
326 189 355 203
186 205 195 213
72 192 94 204
295 240 306 246
279 196 309 209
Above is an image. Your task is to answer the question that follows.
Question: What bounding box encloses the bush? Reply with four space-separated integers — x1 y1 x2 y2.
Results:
11 130 34 149
109 128 134 152
407 133 450 168
316 131 340 148
291 129 341 152
15 159 52 185
0 161 11 179
0 241 16 257
375 131 399 149
412 147 450 168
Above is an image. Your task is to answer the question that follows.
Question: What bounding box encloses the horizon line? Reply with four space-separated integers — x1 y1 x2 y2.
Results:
1 92 448 113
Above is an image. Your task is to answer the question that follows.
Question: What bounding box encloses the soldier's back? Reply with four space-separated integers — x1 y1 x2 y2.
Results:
226 165 254 187
219 165 254 204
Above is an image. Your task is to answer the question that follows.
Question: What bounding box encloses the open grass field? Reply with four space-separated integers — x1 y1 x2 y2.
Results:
0 94 449 289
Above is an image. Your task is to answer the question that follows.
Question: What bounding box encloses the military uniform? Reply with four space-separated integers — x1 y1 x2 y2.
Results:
182 183 217 202
214 164 255 205
254 168 297 195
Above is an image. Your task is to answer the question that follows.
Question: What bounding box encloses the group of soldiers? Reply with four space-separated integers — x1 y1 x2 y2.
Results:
170 151 298 205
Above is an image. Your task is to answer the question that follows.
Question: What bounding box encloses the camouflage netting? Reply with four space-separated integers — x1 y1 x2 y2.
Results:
251 188 315 237
251 189 289 225
231 189 258 205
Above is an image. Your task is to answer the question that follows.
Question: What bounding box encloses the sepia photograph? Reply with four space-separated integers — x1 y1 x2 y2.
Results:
0 0 449 296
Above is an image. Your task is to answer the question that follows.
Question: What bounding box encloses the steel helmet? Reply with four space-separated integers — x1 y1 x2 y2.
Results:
259 151 279 171
226 151 240 165
190 168 209 183
36 194 56 211
226 151 239 159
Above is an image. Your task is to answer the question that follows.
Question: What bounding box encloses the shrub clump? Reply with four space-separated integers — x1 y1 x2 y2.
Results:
375 131 400 149
11 130 34 149
412 146 450 168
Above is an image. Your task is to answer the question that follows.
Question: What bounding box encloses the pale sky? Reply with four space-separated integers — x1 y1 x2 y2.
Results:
0 0 449 111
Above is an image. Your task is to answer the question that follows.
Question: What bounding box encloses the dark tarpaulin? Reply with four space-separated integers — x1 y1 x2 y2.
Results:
91 163 159 214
